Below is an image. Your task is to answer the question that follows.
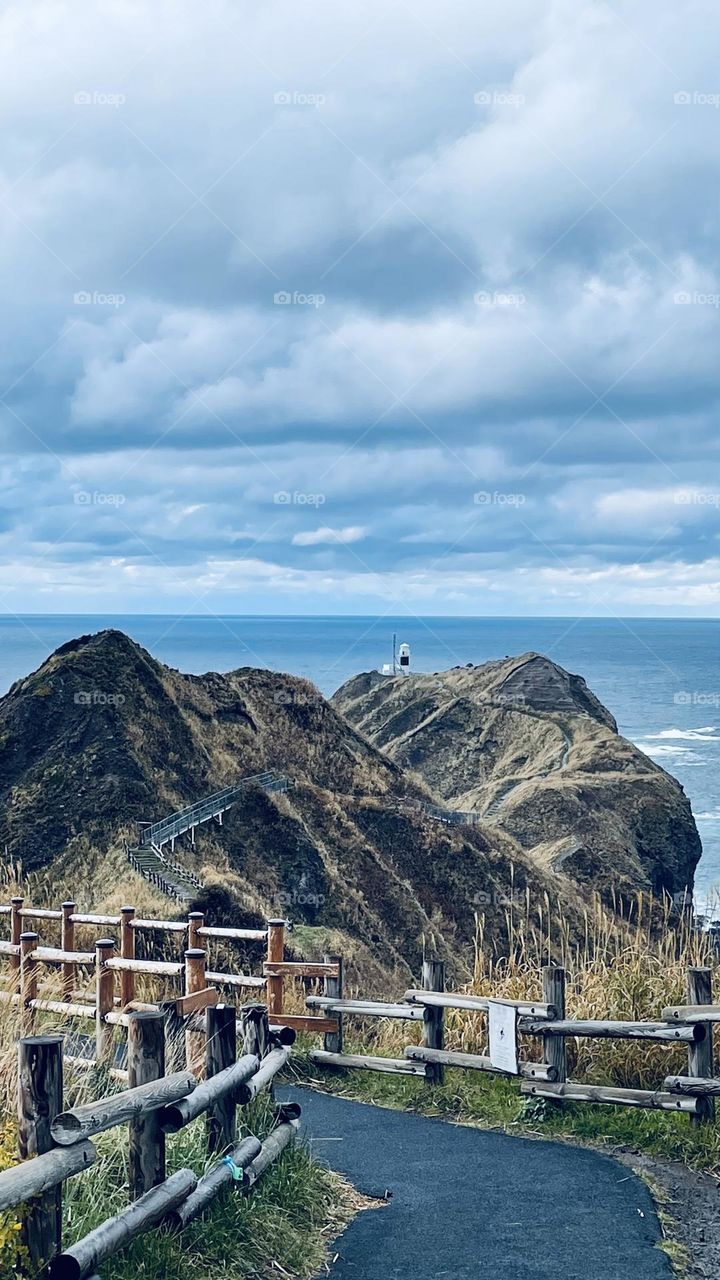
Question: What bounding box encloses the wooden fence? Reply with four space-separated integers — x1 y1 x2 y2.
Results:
1 1002 297 1277
306 961 720 1123
0 897 343 1059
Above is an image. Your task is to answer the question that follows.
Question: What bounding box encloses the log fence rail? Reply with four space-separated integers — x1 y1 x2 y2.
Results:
1 1002 299 1278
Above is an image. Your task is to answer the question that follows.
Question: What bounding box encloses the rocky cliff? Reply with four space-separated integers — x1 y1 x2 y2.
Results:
332 654 701 904
0 632 586 978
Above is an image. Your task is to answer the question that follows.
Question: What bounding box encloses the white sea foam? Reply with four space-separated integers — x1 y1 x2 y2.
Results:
644 727 719 741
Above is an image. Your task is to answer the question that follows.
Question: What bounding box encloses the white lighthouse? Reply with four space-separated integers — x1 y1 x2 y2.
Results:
398 641 411 674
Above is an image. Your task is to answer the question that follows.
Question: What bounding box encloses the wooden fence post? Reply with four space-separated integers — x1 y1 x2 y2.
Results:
422 959 445 1085
18 1033 64 1274
61 902 76 1001
20 931 38 1035
242 1002 270 1060
95 938 115 1064
161 999 186 1074
184 948 206 1076
188 911 204 952
687 966 714 1125
323 953 343 1054
127 1010 166 1199
120 906 136 1006
542 966 567 1101
266 919 286 1019
10 895 23 974
206 1004 237 1154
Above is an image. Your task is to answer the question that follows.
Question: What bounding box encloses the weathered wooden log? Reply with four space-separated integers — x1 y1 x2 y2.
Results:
32 947 95 966
166 1136 262 1230
306 996 425 1021
10 897 23 973
0 939 20 956
18 1035 64 1271
269 1023 297 1046
48 1167 197 1280
20 907 63 921
184 948 206 1076
519 1017 706 1042
0 1140 96 1213
266 919 286 1018
404 1046 557 1080
239 1048 290 1102
269 1013 338 1034
206 970 266 989
310 1049 427 1076
542 966 567 1098
131 918 188 934
106 957 183 976
687 967 714 1126
521 1080 708 1113
20 932 39 1034
175 986 218 1016
128 1011 166 1198
206 1004 237 1153
30 999 96 1019
198 926 268 942
161 998 186 1074
263 961 339 978
243 1119 299 1190
61 901 76 1000
69 913 117 926
241 1002 270 1059
662 1003 720 1023
120 907 136 1006
187 911 204 951
51 1070 196 1145
160 1054 260 1132
422 959 445 1085
323 953 343 1054
95 939 115 1063
404 990 555 1018
664 1074 720 1097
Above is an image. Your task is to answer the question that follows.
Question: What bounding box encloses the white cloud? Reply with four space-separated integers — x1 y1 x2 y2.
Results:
292 526 367 546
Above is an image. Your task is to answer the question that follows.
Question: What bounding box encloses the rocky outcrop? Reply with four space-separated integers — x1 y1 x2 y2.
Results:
332 654 701 904
0 632 585 978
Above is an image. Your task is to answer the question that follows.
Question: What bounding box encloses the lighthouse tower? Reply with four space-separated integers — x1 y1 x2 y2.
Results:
397 641 411 674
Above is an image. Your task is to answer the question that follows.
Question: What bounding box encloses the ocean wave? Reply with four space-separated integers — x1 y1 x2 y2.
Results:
696 809 720 821
638 743 701 758
644 727 719 741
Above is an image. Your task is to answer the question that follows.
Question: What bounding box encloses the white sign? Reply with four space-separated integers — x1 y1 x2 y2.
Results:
487 1000 518 1075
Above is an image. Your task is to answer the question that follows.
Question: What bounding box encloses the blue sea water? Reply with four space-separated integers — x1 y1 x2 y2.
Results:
1 614 719 902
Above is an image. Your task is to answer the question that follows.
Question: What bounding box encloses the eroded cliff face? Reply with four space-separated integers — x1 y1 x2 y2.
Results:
0 632 584 978
332 654 702 904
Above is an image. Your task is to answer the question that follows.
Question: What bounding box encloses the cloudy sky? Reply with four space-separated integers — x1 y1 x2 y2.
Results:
1 0 719 616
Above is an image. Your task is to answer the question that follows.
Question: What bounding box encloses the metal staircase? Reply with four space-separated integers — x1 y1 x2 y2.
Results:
126 771 292 902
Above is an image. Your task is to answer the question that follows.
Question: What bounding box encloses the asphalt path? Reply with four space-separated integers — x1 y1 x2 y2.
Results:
279 1085 671 1280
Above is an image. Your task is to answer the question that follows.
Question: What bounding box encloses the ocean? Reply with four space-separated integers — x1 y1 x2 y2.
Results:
1 614 719 904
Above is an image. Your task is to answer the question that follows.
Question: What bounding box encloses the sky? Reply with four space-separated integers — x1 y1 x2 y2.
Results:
1 0 719 617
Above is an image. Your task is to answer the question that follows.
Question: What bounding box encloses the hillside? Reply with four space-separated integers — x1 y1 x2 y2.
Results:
0 631 586 980
332 654 701 904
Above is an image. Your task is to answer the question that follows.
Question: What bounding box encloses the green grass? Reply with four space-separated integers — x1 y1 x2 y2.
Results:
293 1049 720 1175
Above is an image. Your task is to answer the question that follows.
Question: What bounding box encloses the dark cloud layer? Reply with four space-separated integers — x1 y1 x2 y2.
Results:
0 0 719 613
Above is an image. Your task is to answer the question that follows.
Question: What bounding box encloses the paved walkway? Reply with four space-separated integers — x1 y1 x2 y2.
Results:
279 1086 671 1280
